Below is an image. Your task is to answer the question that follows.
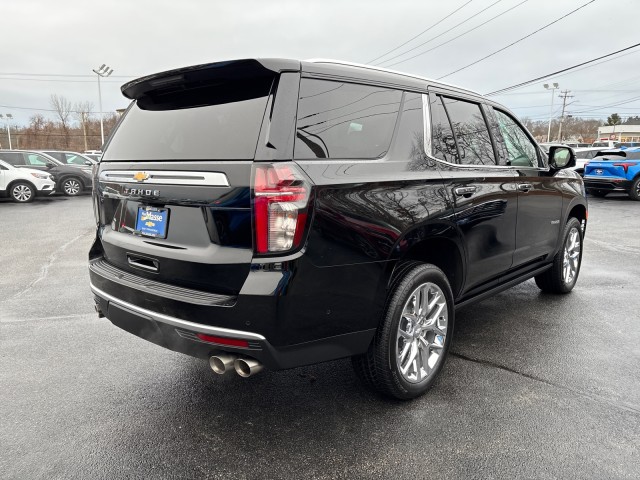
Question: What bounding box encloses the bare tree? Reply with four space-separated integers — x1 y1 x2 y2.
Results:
74 101 94 152
50 94 73 147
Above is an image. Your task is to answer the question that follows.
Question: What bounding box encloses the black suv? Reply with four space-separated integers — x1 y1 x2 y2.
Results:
0 150 92 196
89 59 587 399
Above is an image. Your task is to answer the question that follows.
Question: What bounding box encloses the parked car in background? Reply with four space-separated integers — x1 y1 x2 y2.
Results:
571 147 603 176
592 140 617 148
40 150 96 166
584 147 640 200
89 58 587 400
83 153 102 163
0 150 92 196
0 159 55 202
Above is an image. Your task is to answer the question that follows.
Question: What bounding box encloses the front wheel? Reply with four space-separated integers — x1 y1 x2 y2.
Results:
62 177 82 196
10 182 35 203
352 264 454 400
535 217 583 294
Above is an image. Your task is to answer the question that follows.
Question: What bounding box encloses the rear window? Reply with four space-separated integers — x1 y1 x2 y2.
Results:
594 151 640 160
294 79 402 159
103 80 271 161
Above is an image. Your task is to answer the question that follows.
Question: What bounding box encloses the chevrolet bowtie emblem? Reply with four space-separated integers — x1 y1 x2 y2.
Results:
133 172 149 182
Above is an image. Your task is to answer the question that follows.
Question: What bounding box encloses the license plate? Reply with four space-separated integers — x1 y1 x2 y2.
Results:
136 206 169 238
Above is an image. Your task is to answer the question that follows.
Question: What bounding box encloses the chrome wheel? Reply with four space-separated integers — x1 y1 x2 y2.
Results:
12 184 33 202
562 227 581 284
63 178 81 196
396 282 448 383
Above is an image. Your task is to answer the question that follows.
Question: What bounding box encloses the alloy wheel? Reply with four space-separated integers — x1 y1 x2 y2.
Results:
562 227 581 284
396 282 448 383
64 179 81 195
12 184 33 202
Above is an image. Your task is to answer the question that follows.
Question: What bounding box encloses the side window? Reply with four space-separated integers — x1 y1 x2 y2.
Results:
392 92 425 163
493 109 539 168
26 154 48 166
429 95 458 163
64 154 84 165
46 152 64 161
0 152 26 166
295 79 402 159
441 97 496 166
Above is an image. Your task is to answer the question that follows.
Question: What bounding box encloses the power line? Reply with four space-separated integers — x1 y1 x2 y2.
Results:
0 72 135 78
382 0 527 68
367 0 475 64
485 41 640 96
373 0 504 67
437 0 596 80
0 77 123 84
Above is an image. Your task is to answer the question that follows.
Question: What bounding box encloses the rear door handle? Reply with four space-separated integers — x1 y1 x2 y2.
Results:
453 186 477 197
517 183 533 192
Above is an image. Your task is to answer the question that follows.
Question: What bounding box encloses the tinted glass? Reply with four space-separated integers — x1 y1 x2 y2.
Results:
429 95 458 163
44 151 64 161
441 97 495 166
493 109 538 167
0 152 25 165
392 92 425 162
26 153 49 166
103 86 270 161
295 79 402 159
64 153 88 165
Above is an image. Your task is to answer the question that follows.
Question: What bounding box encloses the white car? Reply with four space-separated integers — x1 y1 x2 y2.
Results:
571 147 606 176
0 159 56 202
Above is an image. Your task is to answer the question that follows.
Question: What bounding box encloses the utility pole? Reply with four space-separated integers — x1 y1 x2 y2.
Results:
92 64 113 148
544 83 559 142
556 90 574 142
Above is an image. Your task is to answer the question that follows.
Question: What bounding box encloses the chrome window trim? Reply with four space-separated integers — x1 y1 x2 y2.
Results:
422 94 432 158
99 170 230 187
90 283 267 341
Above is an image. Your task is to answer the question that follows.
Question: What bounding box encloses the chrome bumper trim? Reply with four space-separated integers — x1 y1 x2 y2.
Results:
90 283 266 341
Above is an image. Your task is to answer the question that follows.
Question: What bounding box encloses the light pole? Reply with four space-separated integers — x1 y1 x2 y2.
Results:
0 113 13 149
92 64 113 148
544 83 559 142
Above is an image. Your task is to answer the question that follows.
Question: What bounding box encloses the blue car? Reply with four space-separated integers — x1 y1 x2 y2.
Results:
584 147 640 201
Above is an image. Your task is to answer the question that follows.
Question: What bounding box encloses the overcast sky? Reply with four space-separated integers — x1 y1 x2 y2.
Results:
2 0 640 127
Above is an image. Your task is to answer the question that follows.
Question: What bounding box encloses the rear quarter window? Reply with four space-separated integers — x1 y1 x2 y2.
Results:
294 79 402 159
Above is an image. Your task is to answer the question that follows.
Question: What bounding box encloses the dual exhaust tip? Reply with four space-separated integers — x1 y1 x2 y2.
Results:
209 354 263 378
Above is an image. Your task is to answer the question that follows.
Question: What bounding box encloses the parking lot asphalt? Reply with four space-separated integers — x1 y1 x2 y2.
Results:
1 194 639 479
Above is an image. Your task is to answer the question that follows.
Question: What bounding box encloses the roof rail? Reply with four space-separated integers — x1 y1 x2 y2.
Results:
305 58 480 95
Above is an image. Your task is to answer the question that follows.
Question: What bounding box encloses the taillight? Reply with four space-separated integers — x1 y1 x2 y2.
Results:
253 163 311 254
613 162 635 173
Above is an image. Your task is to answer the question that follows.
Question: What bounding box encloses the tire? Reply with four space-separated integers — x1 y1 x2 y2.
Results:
61 177 82 196
352 263 455 400
588 189 607 198
10 182 35 203
535 217 583 294
630 177 640 201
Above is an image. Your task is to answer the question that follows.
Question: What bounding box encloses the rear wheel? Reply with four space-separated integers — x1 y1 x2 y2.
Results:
588 189 607 198
630 177 640 201
352 264 454 400
10 182 35 203
535 217 583 294
62 177 82 196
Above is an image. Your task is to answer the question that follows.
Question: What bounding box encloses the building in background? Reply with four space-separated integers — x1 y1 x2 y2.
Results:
596 125 640 143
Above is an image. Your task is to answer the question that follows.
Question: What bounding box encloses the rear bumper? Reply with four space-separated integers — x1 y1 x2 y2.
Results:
584 177 632 192
89 252 382 369
90 282 375 370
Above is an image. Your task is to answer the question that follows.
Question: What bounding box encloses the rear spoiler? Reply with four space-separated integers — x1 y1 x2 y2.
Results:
120 59 300 100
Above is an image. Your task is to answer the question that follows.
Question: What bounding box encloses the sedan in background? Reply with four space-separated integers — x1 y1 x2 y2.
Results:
571 147 603 176
0 150 93 196
0 159 55 202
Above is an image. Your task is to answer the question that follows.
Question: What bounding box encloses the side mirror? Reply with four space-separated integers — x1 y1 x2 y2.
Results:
84 160 92 166
45 161 56 168
548 146 575 169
